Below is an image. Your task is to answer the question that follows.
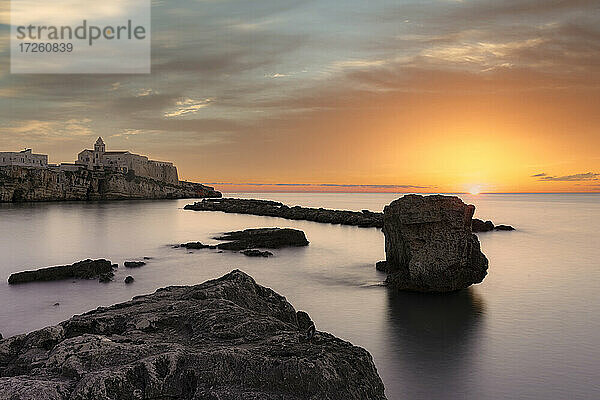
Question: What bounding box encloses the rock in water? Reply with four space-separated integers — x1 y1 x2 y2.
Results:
241 249 273 257
379 195 488 293
124 261 146 268
8 259 114 284
180 242 217 250
472 218 495 232
0 270 386 400
472 219 516 232
214 228 309 251
124 276 135 284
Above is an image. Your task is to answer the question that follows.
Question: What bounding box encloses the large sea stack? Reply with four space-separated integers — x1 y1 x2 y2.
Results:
377 195 488 293
0 270 386 400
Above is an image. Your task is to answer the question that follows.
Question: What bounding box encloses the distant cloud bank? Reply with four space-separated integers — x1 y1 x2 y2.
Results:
532 172 599 182
205 182 430 189
202 182 433 192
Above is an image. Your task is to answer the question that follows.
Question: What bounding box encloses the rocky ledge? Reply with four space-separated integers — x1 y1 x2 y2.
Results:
214 228 309 251
377 195 489 293
8 259 116 284
179 228 309 257
0 270 386 400
184 198 384 228
185 198 514 233
0 166 221 202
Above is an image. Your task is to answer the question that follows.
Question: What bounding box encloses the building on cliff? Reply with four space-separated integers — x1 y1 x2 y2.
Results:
76 137 179 184
0 149 48 168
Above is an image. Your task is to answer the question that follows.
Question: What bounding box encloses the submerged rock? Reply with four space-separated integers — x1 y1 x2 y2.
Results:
214 228 309 251
241 249 273 257
185 198 384 227
8 259 114 284
180 242 217 250
0 270 386 400
472 218 495 232
379 195 489 293
124 261 146 268
472 218 516 232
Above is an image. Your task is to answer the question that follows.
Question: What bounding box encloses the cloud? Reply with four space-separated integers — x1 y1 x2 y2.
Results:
164 98 213 118
135 89 155 97
538 172 599 181
531 173 547 177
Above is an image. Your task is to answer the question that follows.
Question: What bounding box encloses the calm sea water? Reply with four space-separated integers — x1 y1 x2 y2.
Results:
1 193 599 399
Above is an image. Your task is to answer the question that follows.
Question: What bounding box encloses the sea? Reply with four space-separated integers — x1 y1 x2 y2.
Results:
1 193 599 399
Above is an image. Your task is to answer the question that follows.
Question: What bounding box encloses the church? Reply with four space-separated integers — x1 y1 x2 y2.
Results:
76 137 179 184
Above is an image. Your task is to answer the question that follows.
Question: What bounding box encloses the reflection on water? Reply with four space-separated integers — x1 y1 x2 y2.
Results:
1 193 600 399
386 288 485 398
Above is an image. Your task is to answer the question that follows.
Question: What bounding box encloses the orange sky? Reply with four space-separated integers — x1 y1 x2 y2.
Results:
1 0 599 193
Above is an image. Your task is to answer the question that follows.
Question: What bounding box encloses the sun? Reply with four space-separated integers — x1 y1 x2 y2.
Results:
469 186 481 195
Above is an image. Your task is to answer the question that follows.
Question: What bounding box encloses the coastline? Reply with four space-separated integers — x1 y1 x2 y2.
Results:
0 165 222 202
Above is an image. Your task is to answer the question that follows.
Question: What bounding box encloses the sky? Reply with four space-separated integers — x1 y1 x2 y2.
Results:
0 0 599 193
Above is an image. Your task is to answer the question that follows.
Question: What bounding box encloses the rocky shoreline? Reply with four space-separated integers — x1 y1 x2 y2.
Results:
0 166 221 202
0 270 386 399
185 198 385 227
184 198 514 232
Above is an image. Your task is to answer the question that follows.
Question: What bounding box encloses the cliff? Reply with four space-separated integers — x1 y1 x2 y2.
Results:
0 270 386 399
0 166 221 202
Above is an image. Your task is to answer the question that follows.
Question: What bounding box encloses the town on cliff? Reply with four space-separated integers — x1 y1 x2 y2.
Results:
0 138 222 202
1 137 177 184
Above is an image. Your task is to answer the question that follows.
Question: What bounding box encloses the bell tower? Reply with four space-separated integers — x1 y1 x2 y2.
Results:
94 137 105 154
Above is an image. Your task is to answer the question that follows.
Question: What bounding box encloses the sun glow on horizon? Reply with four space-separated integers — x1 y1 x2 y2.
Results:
469 186 482 195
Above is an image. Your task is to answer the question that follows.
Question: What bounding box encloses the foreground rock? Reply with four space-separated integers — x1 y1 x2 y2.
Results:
0 165 221 202
185 198 384 227
8 259 114 284
214 228 309 250
378 195 488 293
0 270 386 400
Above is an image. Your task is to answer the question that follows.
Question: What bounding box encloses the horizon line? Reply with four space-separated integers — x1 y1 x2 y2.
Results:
215 190 600 195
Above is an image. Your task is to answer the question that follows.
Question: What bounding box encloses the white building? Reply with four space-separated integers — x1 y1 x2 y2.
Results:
77 137 179 184
0 149 48 168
